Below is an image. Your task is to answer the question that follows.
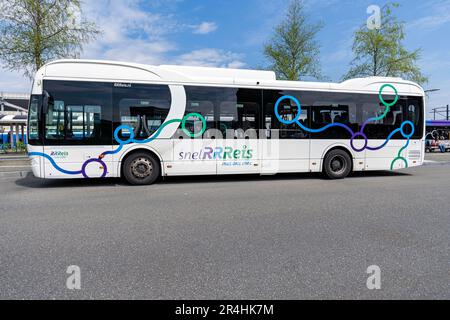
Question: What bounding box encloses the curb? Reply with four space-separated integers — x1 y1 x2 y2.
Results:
0 171 31 178
423 161 450 166
0 154 28 159
0 157 29 162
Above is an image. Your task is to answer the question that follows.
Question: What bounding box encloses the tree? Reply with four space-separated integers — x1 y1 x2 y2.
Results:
263 0 323 81
343 3 427 84
0 0 100 79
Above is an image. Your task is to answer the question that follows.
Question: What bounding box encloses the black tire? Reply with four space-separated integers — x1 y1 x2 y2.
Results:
323 149 352 179
123 152 160 185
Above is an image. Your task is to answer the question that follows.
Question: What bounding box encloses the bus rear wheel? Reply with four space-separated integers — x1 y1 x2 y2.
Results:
123 152 160 185
323 149 352 179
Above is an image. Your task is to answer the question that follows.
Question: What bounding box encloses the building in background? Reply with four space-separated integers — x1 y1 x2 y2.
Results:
0 93 29 148
425 120 450 153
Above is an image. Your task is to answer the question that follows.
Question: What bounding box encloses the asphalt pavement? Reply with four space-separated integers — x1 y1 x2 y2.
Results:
0 161 449 300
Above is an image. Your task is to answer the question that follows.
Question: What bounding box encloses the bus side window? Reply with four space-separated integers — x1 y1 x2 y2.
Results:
310 92 357 140
113 84 171 142
43 80 113 146
182 86 219 139
361 95 406 140
263 90 309 140
219 88 261 139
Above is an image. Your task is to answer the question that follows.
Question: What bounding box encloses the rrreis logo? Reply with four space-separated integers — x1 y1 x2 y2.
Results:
179 146 253 161
50 151 69 159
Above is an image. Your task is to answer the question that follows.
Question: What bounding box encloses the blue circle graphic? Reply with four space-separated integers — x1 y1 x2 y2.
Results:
114 124 135 145
400 121 415 139
275 95 302 125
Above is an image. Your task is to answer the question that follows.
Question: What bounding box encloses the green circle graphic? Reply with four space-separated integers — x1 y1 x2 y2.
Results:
391 157 408 170
379 84 399 109
181 113 207 138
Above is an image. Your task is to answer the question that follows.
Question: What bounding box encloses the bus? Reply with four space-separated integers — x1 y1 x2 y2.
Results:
27 59 425 185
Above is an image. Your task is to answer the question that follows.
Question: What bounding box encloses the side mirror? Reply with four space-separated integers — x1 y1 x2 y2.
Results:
42 90 50 114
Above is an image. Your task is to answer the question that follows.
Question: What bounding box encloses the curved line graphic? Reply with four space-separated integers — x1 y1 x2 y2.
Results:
30 84 414 177
28 152 82 175
296 121 355 136
273 84 414 170
31 114 207 178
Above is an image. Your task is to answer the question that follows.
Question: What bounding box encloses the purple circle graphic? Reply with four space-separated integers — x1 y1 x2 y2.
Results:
350 132 368 152
81 158 107 179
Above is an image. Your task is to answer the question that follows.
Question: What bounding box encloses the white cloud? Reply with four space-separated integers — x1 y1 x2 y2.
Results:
191 22 218 35
81 0 179 63
175 49 246 68
0 68 32 93
227 60 247 69
82 1 240 68
101 40 177 65
407 0 450 31
0 0 246 92
81 2 233 67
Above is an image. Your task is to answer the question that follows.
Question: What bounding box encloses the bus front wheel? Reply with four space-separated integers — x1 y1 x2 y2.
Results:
123 152 160 185
323 149 352 179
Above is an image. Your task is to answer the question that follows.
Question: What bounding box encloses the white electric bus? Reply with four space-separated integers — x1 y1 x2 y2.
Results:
27 60 425 185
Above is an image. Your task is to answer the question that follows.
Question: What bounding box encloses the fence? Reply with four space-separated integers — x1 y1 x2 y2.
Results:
0 133 27 153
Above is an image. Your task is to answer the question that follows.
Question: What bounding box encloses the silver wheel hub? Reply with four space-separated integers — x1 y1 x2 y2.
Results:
131 157 153 179
330 155 346 175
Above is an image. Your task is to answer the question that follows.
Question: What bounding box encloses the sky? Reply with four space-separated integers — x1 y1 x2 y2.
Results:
1 0 449 119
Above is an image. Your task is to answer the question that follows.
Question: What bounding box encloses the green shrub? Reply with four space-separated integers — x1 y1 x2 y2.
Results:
16 141 27 152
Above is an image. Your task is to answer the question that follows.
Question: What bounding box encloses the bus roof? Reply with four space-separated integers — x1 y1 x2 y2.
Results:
32 59 425 96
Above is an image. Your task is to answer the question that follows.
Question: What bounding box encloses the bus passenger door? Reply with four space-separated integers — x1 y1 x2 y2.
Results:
216 90 262 175
170 109 217 176
27 95 45 178
261 90 310 174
